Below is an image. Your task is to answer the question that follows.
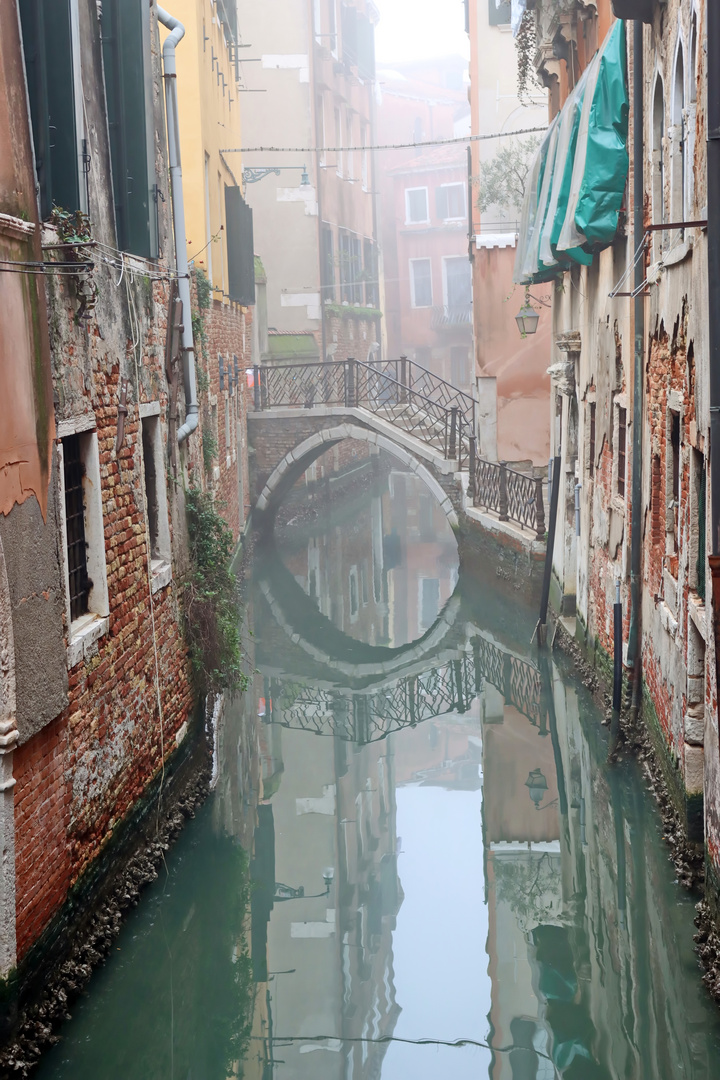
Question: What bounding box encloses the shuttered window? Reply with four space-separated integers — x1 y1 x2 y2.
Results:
225 186 256 305
102 0 157 257
322 227 335 302
19 0 80 218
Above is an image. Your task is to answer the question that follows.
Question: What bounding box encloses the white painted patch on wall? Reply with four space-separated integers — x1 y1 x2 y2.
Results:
277 186 318 216
261 54 309 82
296 783 336 815
291 909 336 937
175 720 188 747
281 292 321 321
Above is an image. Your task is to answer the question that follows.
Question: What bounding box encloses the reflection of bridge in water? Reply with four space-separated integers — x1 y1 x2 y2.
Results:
261 633 544 743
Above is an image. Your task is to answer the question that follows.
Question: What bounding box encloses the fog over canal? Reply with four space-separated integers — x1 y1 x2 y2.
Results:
36 448 720 1079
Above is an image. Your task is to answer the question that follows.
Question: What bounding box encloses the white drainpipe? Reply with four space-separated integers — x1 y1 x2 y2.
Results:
157 5 198 443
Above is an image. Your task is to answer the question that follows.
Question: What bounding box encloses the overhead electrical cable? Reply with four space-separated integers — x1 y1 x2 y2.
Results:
221 124 548 155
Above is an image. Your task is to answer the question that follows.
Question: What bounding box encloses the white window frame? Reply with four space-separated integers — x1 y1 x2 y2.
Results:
409 257 433 308
611 395 628 512
442 255 471 310
437 181 466 221
57 415 109 667
405 186 429 225
140 402 172 593
69 0 88 214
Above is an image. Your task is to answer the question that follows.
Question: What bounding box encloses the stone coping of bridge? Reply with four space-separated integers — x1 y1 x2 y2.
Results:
464 504 546 556
248 405 460 476
250 413 462 526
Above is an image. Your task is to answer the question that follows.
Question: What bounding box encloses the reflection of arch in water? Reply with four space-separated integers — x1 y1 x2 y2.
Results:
262 632 544 744
255 422 458 528
256 551 464 682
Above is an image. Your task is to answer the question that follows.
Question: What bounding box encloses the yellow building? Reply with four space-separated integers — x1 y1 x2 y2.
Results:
161 0 253 306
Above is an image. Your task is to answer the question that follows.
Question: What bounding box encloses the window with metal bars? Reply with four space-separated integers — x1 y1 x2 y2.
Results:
63 433 90 621
617 407 627 499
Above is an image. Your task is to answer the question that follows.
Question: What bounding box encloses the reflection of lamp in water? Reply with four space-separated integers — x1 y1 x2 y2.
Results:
274 867 334 902
525 768 549 809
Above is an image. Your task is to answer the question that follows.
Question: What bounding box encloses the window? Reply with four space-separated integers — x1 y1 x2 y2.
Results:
341 3 358 67
322 226 335 302
617 406 627 499
436 183 466 221
19 0 84 218
364 239 378 308
63 434 90 622
140 409 171 581
692 447 706 601
443 256 471 310
101 0 157 256
225 186 255 305
419 578 440 632
317 94 327 168
357 14 375 80
204 153 213 284
451 346 469 389
346 111 354 179
328 0 337 54
349 567 359 619
488 0 512 26
361 125 369 191
588 401 596 477
671 44 685 228
410 258 432 307
339 231 363 303
405 187 429 224
669 409 680 550
335 107 343 177
58 421 109 654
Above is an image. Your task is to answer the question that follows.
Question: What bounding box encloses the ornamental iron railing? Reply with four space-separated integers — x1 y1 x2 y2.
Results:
471 453 546 540
263 635 544 744
252 356 475 470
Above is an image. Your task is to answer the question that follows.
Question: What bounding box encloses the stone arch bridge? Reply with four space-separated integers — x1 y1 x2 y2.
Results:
247 357 476 528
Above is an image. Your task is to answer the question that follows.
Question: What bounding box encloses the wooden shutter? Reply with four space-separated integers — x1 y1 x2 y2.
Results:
102 0 157 257
225 186 256 305
19 0 79 218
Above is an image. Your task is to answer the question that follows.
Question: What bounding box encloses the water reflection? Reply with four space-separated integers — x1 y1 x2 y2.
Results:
274 444 459 649
35 445 720 1080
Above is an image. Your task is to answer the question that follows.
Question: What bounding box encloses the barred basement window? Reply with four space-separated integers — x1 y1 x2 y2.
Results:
140 409 171 584
617 407 627 499
63 434 90 621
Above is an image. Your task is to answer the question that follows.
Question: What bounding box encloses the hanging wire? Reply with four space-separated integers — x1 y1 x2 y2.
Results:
222 124 549 155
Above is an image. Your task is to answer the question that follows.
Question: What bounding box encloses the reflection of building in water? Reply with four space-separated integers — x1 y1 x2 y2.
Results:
277 447 458 649
250 710 401 1078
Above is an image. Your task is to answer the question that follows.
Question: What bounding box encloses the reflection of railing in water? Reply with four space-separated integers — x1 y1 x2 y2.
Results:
264 636 543 743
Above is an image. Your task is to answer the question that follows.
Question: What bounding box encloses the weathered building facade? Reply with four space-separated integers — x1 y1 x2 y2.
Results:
239 0 382 368
512 0 718 899
0 0 253 1000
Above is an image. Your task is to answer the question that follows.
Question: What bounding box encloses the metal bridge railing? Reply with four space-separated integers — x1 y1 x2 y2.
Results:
251 356 476 470
264 636 544 744
470 453 546 540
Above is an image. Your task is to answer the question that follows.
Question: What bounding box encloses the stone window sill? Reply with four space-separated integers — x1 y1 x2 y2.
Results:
150 559 172 594
688 591 707 641
67 612 109 669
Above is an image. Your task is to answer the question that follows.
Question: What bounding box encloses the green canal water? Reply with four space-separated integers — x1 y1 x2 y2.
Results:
35 448 720 1079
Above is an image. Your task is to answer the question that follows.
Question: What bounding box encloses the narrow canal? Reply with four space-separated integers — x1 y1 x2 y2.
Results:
35 444 720 1079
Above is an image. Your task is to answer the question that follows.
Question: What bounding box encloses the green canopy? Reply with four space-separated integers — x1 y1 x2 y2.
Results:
514 19 629 285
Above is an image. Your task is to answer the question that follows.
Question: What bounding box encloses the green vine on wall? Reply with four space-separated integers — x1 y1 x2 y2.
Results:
182 487 246 695
192 266 212 389
50 206 99 324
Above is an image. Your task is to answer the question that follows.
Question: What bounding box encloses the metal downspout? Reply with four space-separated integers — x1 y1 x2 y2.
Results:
157 5 198 444
627 18 644 710
707 0 720 682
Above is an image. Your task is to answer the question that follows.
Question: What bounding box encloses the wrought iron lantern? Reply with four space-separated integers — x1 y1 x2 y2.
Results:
525 768 549 809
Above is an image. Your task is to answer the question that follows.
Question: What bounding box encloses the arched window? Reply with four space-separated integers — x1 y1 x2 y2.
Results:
652 76 665 257
686 14 698 214
670 42 685 228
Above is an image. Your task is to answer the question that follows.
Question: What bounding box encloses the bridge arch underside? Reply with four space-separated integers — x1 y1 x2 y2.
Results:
252 422 459 528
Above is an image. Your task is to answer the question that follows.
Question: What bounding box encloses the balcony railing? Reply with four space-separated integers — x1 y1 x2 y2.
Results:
430 304 472 330
469 449 546 540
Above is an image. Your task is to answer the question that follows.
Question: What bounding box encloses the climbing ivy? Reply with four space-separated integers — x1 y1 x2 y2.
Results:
49 205 98 323
182 487 246 695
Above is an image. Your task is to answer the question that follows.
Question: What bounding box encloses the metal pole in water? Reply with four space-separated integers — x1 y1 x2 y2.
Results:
534 455 561 646
610 578 623 757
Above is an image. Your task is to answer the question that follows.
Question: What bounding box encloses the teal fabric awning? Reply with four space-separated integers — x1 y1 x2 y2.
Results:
514 20 629 285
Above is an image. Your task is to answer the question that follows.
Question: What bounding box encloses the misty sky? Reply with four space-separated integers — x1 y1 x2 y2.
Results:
375 0 470 63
